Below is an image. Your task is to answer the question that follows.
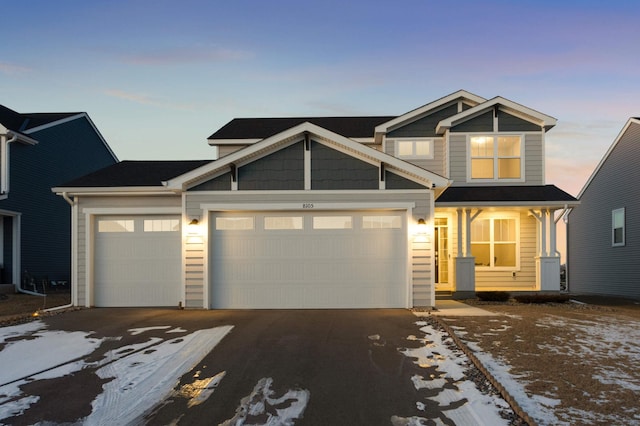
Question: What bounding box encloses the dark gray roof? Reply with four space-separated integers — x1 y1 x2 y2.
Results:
0 104 80 132
208 116 397 140
436 185 578 204
57 160 213 187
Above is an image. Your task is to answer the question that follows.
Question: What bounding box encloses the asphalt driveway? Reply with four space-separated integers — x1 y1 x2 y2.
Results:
0 308 507 425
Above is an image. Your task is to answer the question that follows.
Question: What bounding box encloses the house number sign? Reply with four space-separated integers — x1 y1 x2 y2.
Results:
302 203 314 209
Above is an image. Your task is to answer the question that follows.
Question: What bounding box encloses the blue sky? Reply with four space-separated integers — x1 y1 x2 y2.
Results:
1 0 639 197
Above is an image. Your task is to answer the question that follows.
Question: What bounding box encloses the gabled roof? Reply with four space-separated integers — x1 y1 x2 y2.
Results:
576 117 640 199
55 160 212 189
436 185 578 207
373 90 487 139
170 121 450 191
436 96 557 133
208 116 395 144
0 104 80 132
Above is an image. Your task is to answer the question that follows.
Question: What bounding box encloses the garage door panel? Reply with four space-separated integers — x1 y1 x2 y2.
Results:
211 211 407 309
94 215 181 307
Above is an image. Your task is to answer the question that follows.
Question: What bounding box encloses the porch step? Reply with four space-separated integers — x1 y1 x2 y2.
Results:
436 291 453 300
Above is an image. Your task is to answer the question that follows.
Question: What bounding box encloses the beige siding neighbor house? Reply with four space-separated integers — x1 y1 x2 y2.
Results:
54 90 578 309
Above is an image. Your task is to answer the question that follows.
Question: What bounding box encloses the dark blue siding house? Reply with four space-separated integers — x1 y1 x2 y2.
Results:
0 104 118 293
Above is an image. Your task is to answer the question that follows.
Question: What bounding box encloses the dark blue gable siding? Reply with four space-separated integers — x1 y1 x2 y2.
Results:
238 142 304 190
190 172 232 191
0 116 117 281
388 104 458 138
385 171 428 189
311 140 378 190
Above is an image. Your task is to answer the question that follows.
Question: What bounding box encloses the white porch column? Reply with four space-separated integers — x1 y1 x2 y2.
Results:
453 208 479 299
530 208 561 291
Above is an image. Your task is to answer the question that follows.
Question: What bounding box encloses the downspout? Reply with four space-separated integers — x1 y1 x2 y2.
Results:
40 192 77 311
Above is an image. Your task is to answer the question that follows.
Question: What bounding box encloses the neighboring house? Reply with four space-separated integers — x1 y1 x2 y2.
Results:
567 117 640 300
0 104 118 293
54 90 578 309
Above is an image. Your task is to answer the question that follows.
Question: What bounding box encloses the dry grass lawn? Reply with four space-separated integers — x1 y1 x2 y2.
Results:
440 297 640 425
0 292 72 325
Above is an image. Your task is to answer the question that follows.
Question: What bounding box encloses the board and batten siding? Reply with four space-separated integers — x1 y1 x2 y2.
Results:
185 190 434 308
75 195 182 307
568 121 640 299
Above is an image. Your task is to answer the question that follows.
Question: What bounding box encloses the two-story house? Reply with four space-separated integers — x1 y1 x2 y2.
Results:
53 90 578 309
0 104 118 294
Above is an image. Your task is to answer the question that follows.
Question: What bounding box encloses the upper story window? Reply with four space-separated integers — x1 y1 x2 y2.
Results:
612 208 625 247
395 138 434 159
468 135 523 181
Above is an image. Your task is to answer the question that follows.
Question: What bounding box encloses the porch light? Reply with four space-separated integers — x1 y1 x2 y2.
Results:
189 218 199 226
417 218 427 234
187 218 202 236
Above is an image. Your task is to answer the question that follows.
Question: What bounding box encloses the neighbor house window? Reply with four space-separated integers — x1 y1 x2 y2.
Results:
612 208 625 246
469 135 522 180
471 215 519 269
395 139 434 159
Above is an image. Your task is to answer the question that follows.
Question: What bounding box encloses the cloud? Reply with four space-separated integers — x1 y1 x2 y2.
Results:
121 47 252 65
0 62 31 75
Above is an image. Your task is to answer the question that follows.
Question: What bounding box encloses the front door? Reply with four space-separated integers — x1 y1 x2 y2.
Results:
434 217 450 291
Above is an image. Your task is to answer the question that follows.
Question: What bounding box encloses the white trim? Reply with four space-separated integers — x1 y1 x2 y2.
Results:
393 138 435 160
466 134 525 183
82 207 182 215
168 122 450 190
577 118 640 199
53 187 176 195
612 207 625 247
304 142 311 190
200 202 416 212
208 138 262 145
436 96 556 134
374 90 486 137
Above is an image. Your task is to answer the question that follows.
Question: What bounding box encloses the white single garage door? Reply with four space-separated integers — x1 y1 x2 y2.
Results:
94 215 182 307
210 210 407 309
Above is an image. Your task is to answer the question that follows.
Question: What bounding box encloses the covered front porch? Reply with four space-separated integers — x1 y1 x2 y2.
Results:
433 186 579 299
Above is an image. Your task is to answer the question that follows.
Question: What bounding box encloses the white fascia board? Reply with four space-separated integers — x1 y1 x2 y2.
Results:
168 121 451 190
0 124 7 134
576 117 640 200
436 97 557 134
7 130 38 145
52 186 177 195
374 90 487 136
436 200 580 208
207 138 262 146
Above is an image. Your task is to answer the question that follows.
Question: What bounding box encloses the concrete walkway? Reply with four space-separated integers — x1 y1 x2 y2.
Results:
414 300 499 317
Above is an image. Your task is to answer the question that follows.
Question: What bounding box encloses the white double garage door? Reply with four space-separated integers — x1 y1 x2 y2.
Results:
94 211 408 308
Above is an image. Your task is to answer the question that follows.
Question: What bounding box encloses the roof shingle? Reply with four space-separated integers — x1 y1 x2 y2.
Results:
436 185 578 204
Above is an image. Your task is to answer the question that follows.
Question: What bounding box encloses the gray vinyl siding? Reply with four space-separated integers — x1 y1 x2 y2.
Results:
448 133 544 186
0 116 117 283
498 111 542 132
217 145 247 158
190 172 232 191
568 122 640 299
388 104 459 138
185 190 434 308
450 111 493 133
74 195 181 307
239 141 304 190
311 140 378 189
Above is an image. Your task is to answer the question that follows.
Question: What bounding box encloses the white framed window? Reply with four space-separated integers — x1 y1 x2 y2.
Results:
215 217 254 230
395 138 434 159
612 208 625 247
362 215 402 229
264 216 303 230
313 216 352 230
468 135 523 181
98 219 134 233
471 214 520 269
144 219 180 232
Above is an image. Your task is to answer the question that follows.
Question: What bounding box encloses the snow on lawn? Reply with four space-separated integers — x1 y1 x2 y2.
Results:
0 320 232 425
392 320 513 425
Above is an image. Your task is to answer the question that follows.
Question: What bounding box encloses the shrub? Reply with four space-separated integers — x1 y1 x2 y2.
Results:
514 294 570 304
476 291 511 302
